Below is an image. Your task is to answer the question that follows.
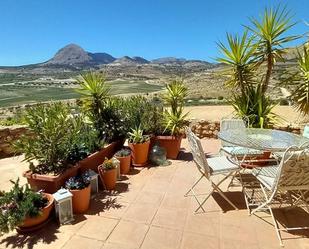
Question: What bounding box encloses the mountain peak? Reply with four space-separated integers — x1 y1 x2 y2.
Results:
45 44 115 66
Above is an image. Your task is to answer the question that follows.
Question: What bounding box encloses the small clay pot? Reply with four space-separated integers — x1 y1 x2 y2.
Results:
70 185 91 214
155 135 183 159
129 141 150 167
115 154 131 174
98 167 117 190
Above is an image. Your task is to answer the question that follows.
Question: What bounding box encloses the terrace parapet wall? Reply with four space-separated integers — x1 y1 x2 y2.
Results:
0 125 29 158
190 120 301 139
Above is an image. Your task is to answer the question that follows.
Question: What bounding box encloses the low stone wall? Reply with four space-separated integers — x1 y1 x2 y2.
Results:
0 125 29 158
191 120 301 139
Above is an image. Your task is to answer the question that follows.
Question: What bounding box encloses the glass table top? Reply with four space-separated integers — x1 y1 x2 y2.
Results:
218 128 309 152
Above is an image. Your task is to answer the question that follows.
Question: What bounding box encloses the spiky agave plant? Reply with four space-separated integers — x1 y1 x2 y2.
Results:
216 30 258 95
287 44 309 115
231 83 277 128
247 5 299 93
75 71 110 139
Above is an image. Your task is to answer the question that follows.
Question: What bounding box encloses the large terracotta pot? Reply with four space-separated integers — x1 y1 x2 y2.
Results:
155 135 182 159
98 167 117 190
23 140 124 194
129 141 150 167
115 155 131 174
79 140 124 172
70 185 91 214
19 193 54 229
23 165 80 194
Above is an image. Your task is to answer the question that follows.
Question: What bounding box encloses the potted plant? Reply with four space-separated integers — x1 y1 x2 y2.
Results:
0 179 54 233
128 126 150 167
156 79 189 159
14 102 103 193
98 158 118 190
114 148 131 174
65 170 91 214
76 72 127 171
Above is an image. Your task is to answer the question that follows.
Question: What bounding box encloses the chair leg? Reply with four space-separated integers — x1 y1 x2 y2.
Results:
184 175 204 197
213 184 238 210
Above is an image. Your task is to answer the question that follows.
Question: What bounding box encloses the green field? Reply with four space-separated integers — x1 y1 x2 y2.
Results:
0 80 163 107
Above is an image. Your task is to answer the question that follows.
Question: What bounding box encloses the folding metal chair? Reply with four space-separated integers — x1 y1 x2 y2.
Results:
242 146 309 246
185 127 240 213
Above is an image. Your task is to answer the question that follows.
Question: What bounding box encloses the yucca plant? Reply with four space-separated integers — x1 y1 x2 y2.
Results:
285 44 309 115
247 5 299 93
75 71 110 139
231 83 277 128
162 79 189 135
128 126 150 144
216 31 258 95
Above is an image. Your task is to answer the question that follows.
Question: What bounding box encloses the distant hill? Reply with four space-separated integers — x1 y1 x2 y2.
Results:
111 56 149 65
45 44 116 66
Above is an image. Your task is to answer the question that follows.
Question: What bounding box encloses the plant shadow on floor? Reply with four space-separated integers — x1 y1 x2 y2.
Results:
86 181 129 215
0 219 60 249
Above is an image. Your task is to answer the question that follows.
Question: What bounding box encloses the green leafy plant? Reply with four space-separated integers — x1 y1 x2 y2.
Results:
13 102 89 174
124 95 163 135
246 5 299 93
231 84 277 128
115 148 131 157
75 71 111 140
283 44 309 115
102 158 117 170
128 126 150 144
0 179 48 233
162 79 188 135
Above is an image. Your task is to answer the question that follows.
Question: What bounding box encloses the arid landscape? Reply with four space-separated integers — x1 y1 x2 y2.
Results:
0 43 299 108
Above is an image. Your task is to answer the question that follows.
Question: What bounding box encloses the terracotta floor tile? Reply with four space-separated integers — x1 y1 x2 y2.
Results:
142 178 170 193
122 202 158 224
135 190 164 206
141 226 182 249
102 242 138 249
76 216 118 241
62 235 103 249
152 207 187 230
185 213 220 237
107 220 149 248
181 232 219 249
160 192 191 209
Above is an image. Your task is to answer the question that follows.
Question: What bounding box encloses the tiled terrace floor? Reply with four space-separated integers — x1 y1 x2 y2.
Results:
0 139 309 249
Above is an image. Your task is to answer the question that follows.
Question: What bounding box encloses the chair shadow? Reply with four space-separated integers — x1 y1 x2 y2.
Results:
212 191 247 212
0 219 60 249
177 151 212 162
273 207 309 238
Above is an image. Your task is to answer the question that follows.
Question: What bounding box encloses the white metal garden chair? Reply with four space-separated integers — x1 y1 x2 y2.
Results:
243 146 309 246
185 126 240 213
220 118 263 157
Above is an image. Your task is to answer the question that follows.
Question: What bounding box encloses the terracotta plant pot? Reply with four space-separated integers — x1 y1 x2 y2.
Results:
129 141 150 167
98 167 117 190
19 193 54 229
23 140 124 194
79 140 124 172
23 165 80 194
155 135 182 159
240 151 272 168
70 185 91 214
115 154 131 174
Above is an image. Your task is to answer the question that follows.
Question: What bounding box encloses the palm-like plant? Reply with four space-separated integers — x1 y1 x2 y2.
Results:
162 79 189 135
231 84 277 128
216 31 258 95
75 71 110 139
287 44 309 115
247 5 299 93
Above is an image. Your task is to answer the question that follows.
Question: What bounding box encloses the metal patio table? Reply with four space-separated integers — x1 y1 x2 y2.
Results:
218 128 309 153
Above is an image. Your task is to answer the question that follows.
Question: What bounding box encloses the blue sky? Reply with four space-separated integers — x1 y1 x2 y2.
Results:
1 0 308 66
